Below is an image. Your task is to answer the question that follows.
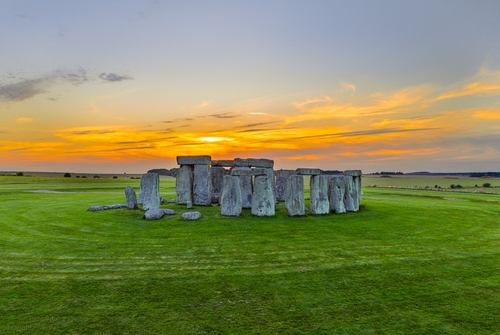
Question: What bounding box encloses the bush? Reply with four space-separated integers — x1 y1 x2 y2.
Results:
113 176 118 179
63 173 71 178
482 183 491 188
16 172 24 176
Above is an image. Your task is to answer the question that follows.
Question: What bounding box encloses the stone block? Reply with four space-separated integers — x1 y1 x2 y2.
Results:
285 175 305 216
310 175 330 215
251 174 275 216
230 167 268 176
211 159 234 167
234 158 274 168
125 186 138 209
343 170 362 177
211 166 229 195
220 175 242 216
144 208 176 220
329 176 348 214
176 155 211 165
193 164 212 205
296 168 322 176
240 174 253 209
275 170 295 202
140 173 161 211
182 211 202 220
176 165 193 204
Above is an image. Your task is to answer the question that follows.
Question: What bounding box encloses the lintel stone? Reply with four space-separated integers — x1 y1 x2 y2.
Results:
177 155 211 165
234 158 274 168
231 167 268 176
343 170 362 177
211 159 234 167
296 168 322 176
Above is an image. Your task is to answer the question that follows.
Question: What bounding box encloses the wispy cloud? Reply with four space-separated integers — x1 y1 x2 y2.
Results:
209 112 240 119
15 118 35 124
0 68 133 103
98 72 133 82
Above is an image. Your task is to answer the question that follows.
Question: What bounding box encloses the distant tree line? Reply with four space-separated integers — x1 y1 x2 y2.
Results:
469 172 500 178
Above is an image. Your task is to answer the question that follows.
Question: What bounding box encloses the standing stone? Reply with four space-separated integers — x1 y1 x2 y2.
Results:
210 166 229 203
275 170 295 202
344 170 362 210
329 176 348 214
251 174 275 216
264 168 276 207
310 175 330 215
176 165 193 205
285 175 305 216
140 173 161 211
193 164 212 205
232 167 253 208
125 186 138 209
220 175 242 216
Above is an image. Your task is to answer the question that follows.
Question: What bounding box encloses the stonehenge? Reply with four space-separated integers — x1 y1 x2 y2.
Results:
90 155 363 221
173 155 362 217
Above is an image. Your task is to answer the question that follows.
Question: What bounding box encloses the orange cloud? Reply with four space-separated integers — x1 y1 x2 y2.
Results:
15 117 35 123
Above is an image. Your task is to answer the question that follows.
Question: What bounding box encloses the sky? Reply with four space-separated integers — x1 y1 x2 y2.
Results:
1 0 500 174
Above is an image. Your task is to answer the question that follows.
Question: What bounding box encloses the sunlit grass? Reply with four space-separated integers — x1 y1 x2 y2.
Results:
0 176 499 334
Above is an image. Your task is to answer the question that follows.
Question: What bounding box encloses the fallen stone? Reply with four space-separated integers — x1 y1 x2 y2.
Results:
140 173 161 211
234 158 274 168
285 175 305 216
125 186 138 209
144 208 176 220
193 164 212 205
176 165 193 204
275 170 295 202
181 211 202 220
295 168 322 176
310 175 330 215
177 155 212 165
88 204 128 211
220 175 242 216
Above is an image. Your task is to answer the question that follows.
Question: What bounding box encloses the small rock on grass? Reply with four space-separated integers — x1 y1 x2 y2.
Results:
144 208 176 220
181 211 201 220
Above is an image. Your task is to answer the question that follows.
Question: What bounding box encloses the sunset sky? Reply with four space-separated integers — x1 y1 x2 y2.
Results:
2 0 500 173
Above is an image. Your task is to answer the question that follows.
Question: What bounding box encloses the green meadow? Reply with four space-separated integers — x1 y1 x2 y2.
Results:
1 174 499 334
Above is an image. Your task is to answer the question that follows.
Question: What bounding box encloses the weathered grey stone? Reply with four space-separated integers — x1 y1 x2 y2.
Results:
140 173 161 211
193 164 212 206
234 158 274 168
144 208 176 220
211 159 234 167
181 211 202 220
329 175 347 214
310 175 330 215
275 170 295 202
285 175 305 216
186 200 193 209
211 166 229 203
176 155 211 165
251 174 275 216
296 168 322 175
239 172 253 209
230 167 268 176
88 204 128 211
343 170 362 177
176 165 193 205
125 186 138 209
220 175 242 216
343 171 362 211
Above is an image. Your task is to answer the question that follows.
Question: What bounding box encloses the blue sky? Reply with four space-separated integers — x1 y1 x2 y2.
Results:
1 0 500 173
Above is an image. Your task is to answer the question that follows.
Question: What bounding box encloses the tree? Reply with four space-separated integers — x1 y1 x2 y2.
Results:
483 182 491 188
64 173 71 178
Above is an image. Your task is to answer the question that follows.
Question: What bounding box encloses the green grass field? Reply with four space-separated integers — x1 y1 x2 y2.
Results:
1 175 499 334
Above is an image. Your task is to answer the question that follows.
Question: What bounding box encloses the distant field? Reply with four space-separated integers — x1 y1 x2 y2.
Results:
1 175 499 334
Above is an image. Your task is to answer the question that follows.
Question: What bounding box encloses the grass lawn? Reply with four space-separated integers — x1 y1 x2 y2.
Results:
1 175 499 334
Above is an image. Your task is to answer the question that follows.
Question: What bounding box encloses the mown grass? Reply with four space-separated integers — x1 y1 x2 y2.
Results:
1 176 499 334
